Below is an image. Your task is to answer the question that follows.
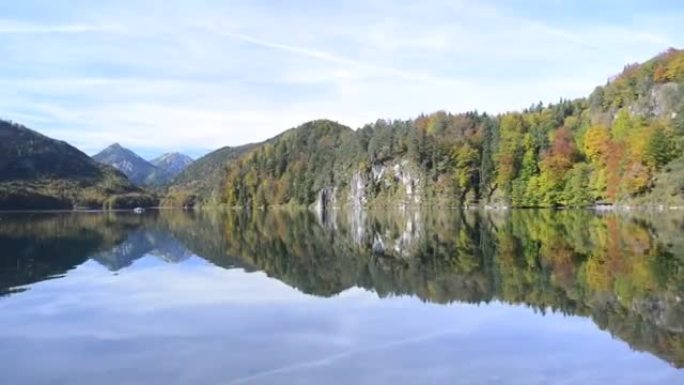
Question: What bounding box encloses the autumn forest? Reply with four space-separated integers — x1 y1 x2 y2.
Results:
197 48 684 209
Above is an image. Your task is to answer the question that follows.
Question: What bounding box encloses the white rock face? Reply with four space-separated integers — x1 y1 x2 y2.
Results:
632 296 684 334
652 82 680 116
390 211 423 258
628 82 681 117
391 160 421 203
113 160 134 173
372 164 386 184
340 207 422 258
361 160 423 205
313 159 422 223
350 207 366 245
350 171 367 208
312 186 338 224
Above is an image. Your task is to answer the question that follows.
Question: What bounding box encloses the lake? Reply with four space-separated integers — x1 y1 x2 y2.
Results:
1 209 684 384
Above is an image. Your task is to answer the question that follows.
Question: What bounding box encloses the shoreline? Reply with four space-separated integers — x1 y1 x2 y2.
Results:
3 202 684 214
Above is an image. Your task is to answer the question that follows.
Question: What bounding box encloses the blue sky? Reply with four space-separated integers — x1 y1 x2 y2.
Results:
0 0 682 159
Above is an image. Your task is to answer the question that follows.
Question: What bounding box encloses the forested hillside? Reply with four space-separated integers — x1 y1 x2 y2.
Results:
204 48 684 209
163 143 257 207
0 121 156 210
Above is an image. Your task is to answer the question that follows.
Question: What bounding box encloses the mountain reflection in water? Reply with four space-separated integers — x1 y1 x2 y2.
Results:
1 208 684 377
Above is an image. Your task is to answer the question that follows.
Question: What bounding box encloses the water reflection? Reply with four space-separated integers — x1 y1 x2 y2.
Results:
1 208 684 374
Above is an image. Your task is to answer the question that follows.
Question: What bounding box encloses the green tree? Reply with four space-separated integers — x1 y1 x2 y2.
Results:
645 126 676 168
454 143 480 201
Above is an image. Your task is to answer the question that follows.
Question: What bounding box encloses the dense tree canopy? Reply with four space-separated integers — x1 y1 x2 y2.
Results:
205 49 684 208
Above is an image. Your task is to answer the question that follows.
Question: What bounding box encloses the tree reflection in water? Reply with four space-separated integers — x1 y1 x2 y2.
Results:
1 208 684 367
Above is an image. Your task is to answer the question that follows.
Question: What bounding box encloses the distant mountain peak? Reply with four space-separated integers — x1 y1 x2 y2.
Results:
93 144 168 186
98 142 136 156
153 152 193 162
150 152 194 179
93 144 192 186
102 142 125 151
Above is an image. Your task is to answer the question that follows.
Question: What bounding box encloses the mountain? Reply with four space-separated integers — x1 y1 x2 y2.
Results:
91 228 192 271
0 120 156 210
168 48 684 209
164 143 256 207
221 119 356 209
150 152 193 178
93 143 171 186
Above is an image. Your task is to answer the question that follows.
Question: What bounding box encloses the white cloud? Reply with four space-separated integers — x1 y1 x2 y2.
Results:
0 0 680 157
0 19 124 34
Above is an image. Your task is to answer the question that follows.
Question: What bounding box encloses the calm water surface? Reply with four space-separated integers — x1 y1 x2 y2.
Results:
1 209 684 384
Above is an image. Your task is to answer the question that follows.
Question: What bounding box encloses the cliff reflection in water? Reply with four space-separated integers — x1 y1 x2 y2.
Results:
2 208 684 367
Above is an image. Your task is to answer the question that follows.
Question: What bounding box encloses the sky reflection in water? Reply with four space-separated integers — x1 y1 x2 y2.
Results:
0 210 682 385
